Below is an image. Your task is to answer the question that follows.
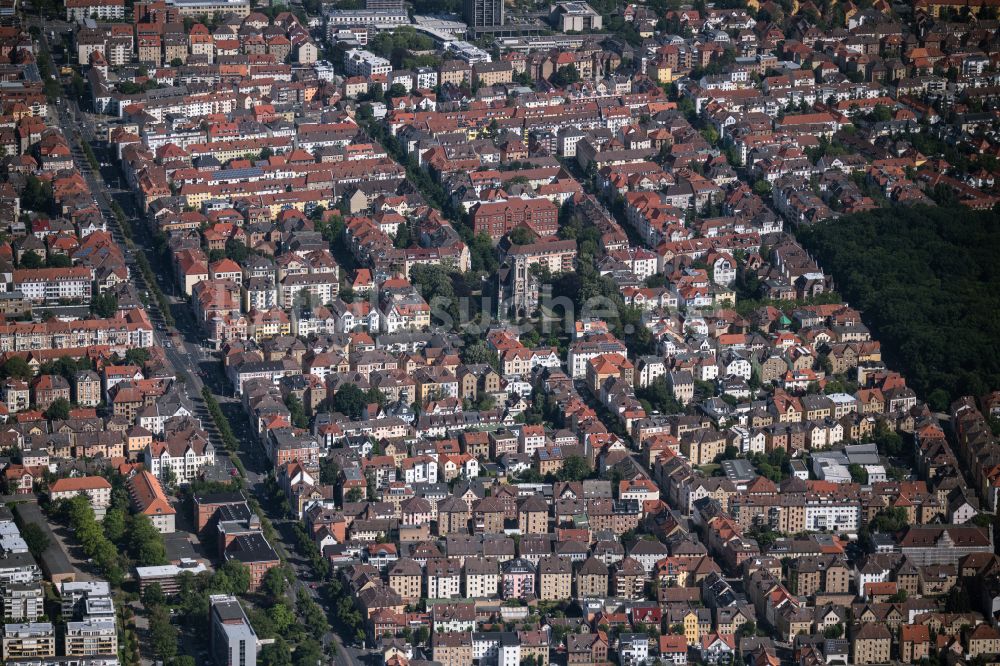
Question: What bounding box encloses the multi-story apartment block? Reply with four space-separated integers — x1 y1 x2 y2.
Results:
2 622 55 660
165 0 250 17
426 559 463 599
65 0 125 20
344 49 392 77
48 477 112 521
464 557 500 599
59 582 111 620
0 583 44 622
127 471 176 534
279 273 339 309
13 267 93 304
64 618 117 656
1 381 28 413
73 370 102 407
464 0 504 27
144 440 216 485
434 632 473 666
388 558 422 604
537 555 572 600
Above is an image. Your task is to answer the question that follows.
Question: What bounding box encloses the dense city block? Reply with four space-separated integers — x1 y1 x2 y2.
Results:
0 0 998 664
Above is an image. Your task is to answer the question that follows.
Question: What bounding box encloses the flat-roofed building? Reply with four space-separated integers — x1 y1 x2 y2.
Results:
165 0 250 16
0 552 41 585
2 622 55 660
60 581 111 620
1 582 44 622
210 594 257 666
136 559 209 595
64 617 118 656
549 1 602 31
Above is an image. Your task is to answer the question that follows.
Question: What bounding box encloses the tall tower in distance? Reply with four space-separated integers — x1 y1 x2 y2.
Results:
464 0 504 27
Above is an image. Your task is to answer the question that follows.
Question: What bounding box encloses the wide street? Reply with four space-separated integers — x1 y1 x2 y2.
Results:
37 25 368 666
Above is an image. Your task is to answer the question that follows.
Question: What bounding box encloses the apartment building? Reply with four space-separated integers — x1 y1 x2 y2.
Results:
2 622 55 660
0 583 44 622
426 559 463 599
74 370 102 407
65 0 125 20
60 581 111 620
852 623 891 665
48 477 113 520
1 381 28 413
0 552 41 585
13 267 94 304
64 618 118 656
472 632 520 666
344 49 392 77
537 555 572 600
144 439 216 485
464 0 503 27
388 558 422 603
568 336 629 379
434 632 473 666
0 310 154 354
464 557 500 598
279 272 340 309
165 0 251 17
127 471 176 534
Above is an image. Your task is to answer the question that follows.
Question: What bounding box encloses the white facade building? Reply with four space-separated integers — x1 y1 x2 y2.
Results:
344 49 392 77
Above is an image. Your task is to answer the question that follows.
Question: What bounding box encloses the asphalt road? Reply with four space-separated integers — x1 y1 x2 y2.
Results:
40 41 369 666
28 10 389 657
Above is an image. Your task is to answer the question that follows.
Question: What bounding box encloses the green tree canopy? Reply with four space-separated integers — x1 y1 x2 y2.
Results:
22 175 53 214
19 252 43 269
557 455 592 482
331 384 367 420
462 341 500 372
214 559 251 596
46 254 72 268
44 398 71 422
225 237 249 263
149 605 178 661
21 523 49 558
848 463 868 484
292 638 323 666
260 638 294 666
798 206 1000 405
550 64 581 87
284 394 309 429
869 507 908 533
142 582 166 607
507 226 537 245
91 291 119 318
125 348 150 367
128 514 168 566
261 564 291 599
1 357 32 380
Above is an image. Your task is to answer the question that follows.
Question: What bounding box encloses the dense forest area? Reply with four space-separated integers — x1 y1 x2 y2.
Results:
796 205 1000 411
